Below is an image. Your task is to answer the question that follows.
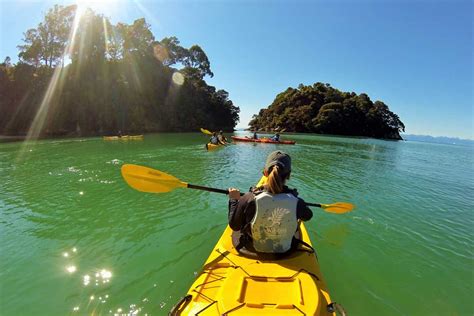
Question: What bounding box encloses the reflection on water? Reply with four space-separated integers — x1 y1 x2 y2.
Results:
59 246 117 313
0 133 473 315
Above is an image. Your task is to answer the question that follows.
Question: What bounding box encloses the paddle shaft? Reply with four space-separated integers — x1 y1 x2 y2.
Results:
187 184 244 196
187 183 321 205
187 184 229 195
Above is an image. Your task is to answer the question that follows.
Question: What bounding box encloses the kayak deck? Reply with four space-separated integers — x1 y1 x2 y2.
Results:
170 224 335 315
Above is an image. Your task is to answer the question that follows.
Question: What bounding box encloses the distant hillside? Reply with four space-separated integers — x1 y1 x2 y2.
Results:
403 134 474 146
249 82 405 140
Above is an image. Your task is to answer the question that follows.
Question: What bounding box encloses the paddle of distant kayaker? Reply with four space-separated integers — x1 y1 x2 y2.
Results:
228 150 312 255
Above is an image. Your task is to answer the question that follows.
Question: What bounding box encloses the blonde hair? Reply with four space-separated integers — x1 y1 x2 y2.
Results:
267 165 288 194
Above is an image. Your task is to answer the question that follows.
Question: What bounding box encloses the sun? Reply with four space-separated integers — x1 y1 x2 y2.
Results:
74 0 122 16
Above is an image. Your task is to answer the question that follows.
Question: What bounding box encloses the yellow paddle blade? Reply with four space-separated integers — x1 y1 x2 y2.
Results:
121 164 188 193
256 175 268 187
320 202 354 214
200 128 213 135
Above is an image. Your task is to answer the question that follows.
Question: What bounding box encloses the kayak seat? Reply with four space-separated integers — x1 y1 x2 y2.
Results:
231 230 314 260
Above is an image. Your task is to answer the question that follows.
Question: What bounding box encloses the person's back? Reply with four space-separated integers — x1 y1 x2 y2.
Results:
251 190 298 252
210 133 219 145
271 133 280 141
217 130 227 144
228 151 312 254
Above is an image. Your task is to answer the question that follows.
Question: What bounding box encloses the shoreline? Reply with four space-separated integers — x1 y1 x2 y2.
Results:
0 131 404 144
1 132 471 147
0 135 28 143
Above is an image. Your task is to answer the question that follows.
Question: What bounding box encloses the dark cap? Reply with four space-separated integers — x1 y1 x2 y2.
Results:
265 151 291 175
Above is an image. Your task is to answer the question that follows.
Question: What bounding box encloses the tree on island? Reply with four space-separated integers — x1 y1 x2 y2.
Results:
249 83 405 140
0 5 239 137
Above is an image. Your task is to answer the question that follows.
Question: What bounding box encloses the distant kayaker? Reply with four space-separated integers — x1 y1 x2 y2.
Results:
227 151 313 254
271 132 280 142
210 132 219 145
253 132 258 139
217 130 227 145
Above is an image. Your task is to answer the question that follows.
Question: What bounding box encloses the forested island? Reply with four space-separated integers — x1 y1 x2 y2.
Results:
249 83 405 140
0 5 239 138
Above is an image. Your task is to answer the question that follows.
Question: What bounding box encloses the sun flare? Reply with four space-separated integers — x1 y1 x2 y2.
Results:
74 0 122 16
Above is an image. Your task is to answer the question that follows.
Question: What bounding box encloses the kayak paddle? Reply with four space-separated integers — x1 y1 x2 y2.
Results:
121 164 354 214
200 128 213 135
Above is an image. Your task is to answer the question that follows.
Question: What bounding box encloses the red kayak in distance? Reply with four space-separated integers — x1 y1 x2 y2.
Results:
231 136 296 145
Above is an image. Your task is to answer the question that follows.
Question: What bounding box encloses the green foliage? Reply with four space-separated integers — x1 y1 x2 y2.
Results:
249 82 405 140
156 38 213 79
18 4 76 67
157 36 188 66
1 5 239 137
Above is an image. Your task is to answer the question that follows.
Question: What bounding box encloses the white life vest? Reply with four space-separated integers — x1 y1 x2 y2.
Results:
251 191 298 253
210 136 218 144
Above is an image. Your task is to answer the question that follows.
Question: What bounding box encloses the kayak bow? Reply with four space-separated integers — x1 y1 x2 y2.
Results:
205 143 222 151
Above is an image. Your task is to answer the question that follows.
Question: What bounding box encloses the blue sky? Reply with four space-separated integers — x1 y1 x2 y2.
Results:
1 0 472 139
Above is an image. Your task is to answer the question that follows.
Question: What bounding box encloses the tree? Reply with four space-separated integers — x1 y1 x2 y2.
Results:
103 19 124 61
156 36 187 66
69 9 107 65
182 45 213 79
18 4 76 67
17 29 42 67
313 102 344 134
118 18 154 57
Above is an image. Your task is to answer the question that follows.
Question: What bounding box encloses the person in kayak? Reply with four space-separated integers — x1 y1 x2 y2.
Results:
217 130 227 145
228 151 313 254
271 132 280 142
253 131 258 139
209 132 219 145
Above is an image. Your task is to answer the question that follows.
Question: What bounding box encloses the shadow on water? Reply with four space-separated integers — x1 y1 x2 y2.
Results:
316 222 350 249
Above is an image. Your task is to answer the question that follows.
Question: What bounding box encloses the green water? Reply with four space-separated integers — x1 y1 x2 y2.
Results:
1 132 473 315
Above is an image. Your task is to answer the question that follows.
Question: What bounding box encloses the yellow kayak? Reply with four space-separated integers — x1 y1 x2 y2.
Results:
103 135 144 141
170 177 343 315
205 143 223 151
